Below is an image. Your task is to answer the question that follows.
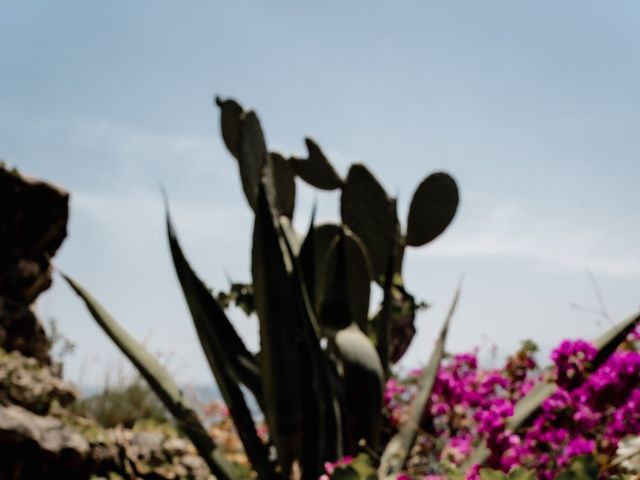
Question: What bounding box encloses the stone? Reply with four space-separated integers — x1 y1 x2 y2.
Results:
0 404 90 479
0 299 50 364
0 165 69 304
0 348 78 414
0 166 217 479
0 164 69 363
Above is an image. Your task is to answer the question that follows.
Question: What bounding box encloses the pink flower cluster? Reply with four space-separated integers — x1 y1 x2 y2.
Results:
319 456 353 480
382 325 640 479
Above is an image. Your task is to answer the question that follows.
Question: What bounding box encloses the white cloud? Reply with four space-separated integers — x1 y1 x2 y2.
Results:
415 200 640 280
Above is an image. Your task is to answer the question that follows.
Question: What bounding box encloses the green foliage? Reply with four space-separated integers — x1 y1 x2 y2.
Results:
554 455 599 480
464 311 640 470
70 373 167 429
479 467 537 480
478 455 598 480
331 454 377 480
66 96 459 479
62 275 236 480
378 285 460 479
45 317 76 367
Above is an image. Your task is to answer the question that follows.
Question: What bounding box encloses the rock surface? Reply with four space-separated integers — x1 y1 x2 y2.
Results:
0 164 68 362
0 164 217 479
0 165 68 304
0 348 77 414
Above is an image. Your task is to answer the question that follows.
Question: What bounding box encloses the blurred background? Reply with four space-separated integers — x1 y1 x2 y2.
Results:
1 1 639 389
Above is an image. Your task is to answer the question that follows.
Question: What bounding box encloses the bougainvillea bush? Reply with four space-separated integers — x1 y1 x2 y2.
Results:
380 325 640 479
199 324 640 479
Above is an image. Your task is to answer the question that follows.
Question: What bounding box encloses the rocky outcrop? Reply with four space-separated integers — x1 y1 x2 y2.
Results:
0 404 90 479
0 348 77 414
0 163 68 362
0 402 213 480
0 164 216 479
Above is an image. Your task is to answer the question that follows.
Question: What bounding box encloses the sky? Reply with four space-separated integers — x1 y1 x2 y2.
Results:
1 1 639 387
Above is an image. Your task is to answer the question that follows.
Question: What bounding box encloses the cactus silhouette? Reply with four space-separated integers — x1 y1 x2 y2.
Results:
66 96 462 479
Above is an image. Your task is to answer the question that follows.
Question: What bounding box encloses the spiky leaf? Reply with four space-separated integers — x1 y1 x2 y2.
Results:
252 184 304 473
254 180 343 478
279 215 303 256
166 213 276 479
167 215 262 399
406 172 459 247
63 275 236 480
291 138 343 190
378 286 461 479
341 164 395 283
376 253 395 377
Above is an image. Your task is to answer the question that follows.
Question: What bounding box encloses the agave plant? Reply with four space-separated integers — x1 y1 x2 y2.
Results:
64 96 460 479
65 97 640 480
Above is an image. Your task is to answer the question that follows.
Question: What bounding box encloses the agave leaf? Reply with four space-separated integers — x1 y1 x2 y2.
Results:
321 229 372 332
216 97 267 210
252 183 305 474
405 172 459 247
62 275 237 480
378 285 461 479
165 214 278 480
299 223 341 314
464 311 640 469
291 138 343 190
259 182 343 478
270 152 296 219
298 205 318 310
341 164 396 284
279 215 303 257
375 253 395 378
592 311 640 364
166 214 262 400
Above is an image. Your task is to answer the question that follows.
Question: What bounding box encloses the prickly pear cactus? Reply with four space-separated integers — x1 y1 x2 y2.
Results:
67 96 461 480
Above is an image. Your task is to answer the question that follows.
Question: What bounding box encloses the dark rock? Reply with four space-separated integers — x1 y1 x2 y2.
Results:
0 167 217 479
0 404 91 479
0 166 69 304
0 164 68 363
0 298 50 364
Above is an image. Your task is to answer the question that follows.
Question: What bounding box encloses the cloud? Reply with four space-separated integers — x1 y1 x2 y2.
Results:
415 200 640 280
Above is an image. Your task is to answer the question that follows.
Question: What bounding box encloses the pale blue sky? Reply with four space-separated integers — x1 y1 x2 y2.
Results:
2 1 639 386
